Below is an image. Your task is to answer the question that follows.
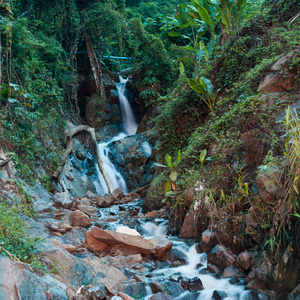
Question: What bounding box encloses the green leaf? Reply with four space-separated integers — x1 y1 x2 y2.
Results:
151 173 165 187
177 150 181 161
165 191 176 197
180 62 185 76
153 162 166 168
8 98 18 103
170 171 178 182
200 77 213 93
165 154 172 168
200 149 207 163
185 45 196 51
177 56 194 63
236 0 246 12
164 180 172 195
205 49 209 61
168 32 184 37
188 78 205 94
197 6 211 26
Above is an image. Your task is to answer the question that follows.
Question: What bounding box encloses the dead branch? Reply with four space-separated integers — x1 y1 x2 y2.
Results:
0 158 11 167
127 184 151 197
53 125 114 194
14 284 22 300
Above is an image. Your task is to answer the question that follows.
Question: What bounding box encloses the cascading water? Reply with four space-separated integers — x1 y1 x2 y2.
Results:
93 76 252 300
93 76 138 195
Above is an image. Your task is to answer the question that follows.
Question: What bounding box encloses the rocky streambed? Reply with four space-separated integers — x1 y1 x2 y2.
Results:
0 179 271 300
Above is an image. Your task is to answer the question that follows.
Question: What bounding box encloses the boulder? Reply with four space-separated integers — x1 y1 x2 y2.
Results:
150 281 185 297
108 132 156 190
53 192 75 209
237 251 255 271
76 204 98 217
212 290 227 300
256 164 283 205
180 277 203 291
180 211 206 239
90 227 155 255
258 50 299 93
69 210 91 228
287 283 300 300
87 284 106 300
95 195 114 208
0 256 68 300
207 245 236 271
148 292 173 300
116 227 141 236
119 282 147 298
86 230 110 252
118 292 135 300
222 265 245 278
149 236 173 260
112 188 125 200
201 229 218 250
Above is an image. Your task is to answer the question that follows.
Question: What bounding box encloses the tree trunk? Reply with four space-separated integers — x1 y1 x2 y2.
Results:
53 124 114 194
85 35 106 102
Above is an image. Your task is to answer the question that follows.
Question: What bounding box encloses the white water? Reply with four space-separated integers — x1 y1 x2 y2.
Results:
141 222 250 300
94 76 138 195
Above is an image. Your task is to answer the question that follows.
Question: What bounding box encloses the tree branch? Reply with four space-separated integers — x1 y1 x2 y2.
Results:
53 125 114 194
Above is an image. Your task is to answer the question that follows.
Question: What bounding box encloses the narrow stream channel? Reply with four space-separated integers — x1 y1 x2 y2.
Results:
93 76 251 300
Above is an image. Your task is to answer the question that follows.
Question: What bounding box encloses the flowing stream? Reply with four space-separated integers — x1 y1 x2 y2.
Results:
94 77 251 299
93 76 138 195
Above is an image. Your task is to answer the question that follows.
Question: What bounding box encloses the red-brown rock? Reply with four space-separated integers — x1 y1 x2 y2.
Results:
69 210 91 228
86 230 110 252
90 227 155 255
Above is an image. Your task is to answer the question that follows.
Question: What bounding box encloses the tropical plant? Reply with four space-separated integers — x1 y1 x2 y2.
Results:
152 150 181 196
188 76 218 112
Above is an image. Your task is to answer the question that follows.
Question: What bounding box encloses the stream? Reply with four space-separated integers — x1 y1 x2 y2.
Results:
92 76 251 300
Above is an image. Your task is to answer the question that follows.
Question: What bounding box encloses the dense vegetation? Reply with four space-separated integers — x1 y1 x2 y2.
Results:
0 0 299 282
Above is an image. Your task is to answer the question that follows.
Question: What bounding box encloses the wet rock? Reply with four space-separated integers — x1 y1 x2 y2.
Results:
86 230 110 252
256 164 282 205
206 263 222 275
201 229 218 250
109 132 156 190
87 284 106 300
148 292 174 300
149 236 173 260
89 227 155 255
145 210 159 218
119 282 147 298
237 251 255 271
212 290 227 300
258 50 299 93
95 195 114 208
112 188 125 200
54 192 75 209
116 227 140 236
77 204 98 217
180 277 203 291
70 210 91 228
207 245 236 271
215 229 245 255
196 241 212 253
169 247 188 264
24 183 55 214
118 292 135 300
222 265 245 278
60 228 86 245
180 211 206 239
0 256 68 300
244 290 270 300
287 283 300 300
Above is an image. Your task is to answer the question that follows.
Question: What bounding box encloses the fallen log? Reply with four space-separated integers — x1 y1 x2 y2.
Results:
53 124 114 193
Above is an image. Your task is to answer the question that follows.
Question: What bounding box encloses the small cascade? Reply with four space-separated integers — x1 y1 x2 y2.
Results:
94 76 138 195
117 76 138 135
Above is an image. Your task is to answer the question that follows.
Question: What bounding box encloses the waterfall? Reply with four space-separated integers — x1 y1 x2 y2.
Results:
116 76 138 135
93 76 138 195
